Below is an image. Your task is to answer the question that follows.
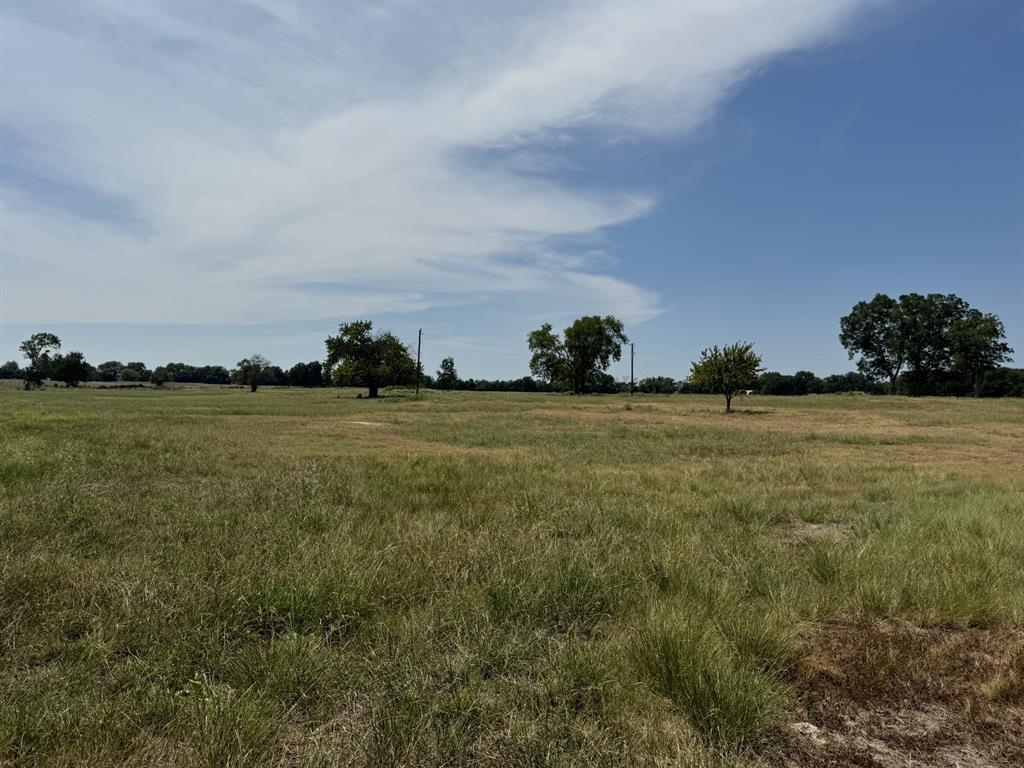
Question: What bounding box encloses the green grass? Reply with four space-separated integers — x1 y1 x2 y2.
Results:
1 384 1022 766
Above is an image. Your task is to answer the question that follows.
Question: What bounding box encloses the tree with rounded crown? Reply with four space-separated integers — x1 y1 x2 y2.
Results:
688 342 762 413
19 332 61 390
324 321 416 398
50 351 92 388
528 315 628 394
234 355 270 392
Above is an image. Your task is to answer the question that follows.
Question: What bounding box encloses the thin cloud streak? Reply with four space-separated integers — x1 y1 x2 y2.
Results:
1 1 868 330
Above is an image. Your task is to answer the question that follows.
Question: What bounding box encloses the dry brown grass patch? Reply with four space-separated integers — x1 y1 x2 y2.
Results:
779 621 1024 767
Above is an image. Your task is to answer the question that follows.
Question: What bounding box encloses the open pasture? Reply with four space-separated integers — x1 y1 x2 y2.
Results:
1 386 1022 766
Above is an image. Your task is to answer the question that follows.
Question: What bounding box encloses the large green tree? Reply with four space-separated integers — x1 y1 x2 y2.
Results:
838 294 904 393
897 293 968 396
688 342 762 413
949 309 1013 397
527 315 628 394
19 332 61 390
324 321 416 398
50 351 92 388
840 293 1011 396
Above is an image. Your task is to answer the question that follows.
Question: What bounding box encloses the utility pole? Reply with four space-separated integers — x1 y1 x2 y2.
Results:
415 328 422 396
630 342 634 396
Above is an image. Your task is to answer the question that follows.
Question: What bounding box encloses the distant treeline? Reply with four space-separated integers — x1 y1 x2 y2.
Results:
428 369 1023 397
7 291 1019 397
4 354 1022 397
0 358 325 388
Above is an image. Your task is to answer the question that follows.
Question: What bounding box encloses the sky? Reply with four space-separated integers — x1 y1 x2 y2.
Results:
1 0 1021 381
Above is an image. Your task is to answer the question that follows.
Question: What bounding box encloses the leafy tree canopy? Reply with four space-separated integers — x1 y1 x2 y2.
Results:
435 357 459 390
840 293 1012 396
19 332 61 390
839 294 904 391
0 361 22 380
528 315 628 394
325 321 415 398
287 361 323 388
96 360 123 382
51 351 92 388
234 355 271 392
688 342 762 412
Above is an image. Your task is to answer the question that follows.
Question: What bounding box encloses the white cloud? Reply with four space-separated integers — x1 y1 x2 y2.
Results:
0 0 867 329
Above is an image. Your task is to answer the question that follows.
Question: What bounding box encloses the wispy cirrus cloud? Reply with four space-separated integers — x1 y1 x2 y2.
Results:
0 0 868 329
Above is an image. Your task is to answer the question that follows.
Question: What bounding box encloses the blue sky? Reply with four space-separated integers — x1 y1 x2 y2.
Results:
1 0 1020 380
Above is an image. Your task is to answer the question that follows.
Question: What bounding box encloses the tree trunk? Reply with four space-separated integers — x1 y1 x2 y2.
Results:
250 382 257 392
725 393 732 413
889 374 898 395
368 383 379 399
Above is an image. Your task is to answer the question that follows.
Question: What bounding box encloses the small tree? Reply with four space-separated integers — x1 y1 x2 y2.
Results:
435 356 459 390
324 321 416 398
19 332 61 390
151 367 170 387
235 355 270 392
50 351 91 388
688 342 762 412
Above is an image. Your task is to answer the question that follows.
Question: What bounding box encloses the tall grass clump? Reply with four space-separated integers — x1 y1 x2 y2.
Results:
632 613 788 749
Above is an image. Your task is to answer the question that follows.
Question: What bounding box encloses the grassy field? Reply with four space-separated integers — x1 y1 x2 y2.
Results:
1 384 1022 767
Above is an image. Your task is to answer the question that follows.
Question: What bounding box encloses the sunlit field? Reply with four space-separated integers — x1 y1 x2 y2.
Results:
2 384 1022 767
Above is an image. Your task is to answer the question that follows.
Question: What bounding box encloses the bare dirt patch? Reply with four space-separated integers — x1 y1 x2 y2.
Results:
777 622 1024 767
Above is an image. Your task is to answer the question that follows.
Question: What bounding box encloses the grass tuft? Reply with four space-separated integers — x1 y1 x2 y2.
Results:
633 614 788 748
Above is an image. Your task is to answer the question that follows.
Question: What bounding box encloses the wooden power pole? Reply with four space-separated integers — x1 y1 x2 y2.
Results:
630 343 635 396
415 328 422 395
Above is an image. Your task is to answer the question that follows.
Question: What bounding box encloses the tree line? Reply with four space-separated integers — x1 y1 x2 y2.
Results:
6 335 324 391
8 292 1017 402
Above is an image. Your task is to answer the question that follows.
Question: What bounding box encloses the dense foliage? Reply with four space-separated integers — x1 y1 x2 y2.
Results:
49 351 92 388
688 343 763 412
325 321 416 398
233 355 271 392
287 361 323 388
840 293 1012 396
528 315 628 394
18 332 61 389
